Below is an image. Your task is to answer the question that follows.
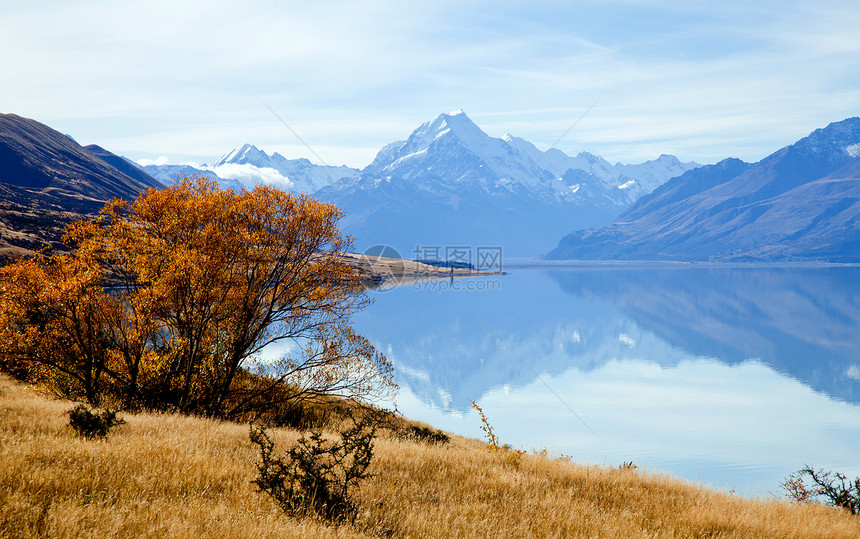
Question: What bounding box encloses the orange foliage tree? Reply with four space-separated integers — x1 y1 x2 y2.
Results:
0 176 393 418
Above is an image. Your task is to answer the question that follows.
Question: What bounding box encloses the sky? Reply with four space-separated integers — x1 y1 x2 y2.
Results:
2 0 859 169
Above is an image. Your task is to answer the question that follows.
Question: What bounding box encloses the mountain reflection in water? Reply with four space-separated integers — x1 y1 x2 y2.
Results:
353 266 860 495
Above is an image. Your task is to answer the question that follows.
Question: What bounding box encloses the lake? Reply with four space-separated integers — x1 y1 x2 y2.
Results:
352 265 860 497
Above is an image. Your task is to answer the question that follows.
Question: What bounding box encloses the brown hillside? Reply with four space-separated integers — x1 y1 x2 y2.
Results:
0 113 164 258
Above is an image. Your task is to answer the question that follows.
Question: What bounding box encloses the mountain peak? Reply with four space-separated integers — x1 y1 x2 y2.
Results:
792 116 860 156
399 110 490 155
432 109 480 133
0 113 162 200
575 151 601 162
210 143 275 167
655 154 681 165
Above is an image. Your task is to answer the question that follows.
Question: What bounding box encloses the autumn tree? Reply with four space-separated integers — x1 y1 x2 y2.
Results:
0 254 120 405
0 176 393 418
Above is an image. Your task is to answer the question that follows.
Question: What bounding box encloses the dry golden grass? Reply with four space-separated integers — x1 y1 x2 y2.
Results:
2 373 858 538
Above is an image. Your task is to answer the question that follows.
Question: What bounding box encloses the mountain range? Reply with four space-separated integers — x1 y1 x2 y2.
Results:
356 267 860 413
4 110 858 262
547 117 860 262
141 145 360 193
318 111 699 257
146 111 696 257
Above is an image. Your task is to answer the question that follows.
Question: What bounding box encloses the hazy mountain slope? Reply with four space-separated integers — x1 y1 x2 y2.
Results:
84 144 162 190
547 117 860 261
138 144 359 194
0 114 163 201
318 111 695 257
139 163 236 189
0 113 164 257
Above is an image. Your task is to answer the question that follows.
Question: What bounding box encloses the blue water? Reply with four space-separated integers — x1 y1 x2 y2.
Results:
353 266 860 497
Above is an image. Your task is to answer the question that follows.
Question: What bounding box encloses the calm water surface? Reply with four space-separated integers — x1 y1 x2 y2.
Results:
352 266 860 497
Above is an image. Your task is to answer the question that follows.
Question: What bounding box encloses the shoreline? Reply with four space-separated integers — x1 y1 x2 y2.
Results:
341 252 499 283
502 258 860 269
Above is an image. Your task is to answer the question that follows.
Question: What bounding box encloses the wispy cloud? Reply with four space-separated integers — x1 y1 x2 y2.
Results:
136 156 170 167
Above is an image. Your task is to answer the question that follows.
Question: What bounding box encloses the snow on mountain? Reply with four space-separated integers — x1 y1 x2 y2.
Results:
361 111 554 191
546 117 860 262
206 144 359 193
135 111 700 258
317 110 698 257
210 143 274 168
502 134 699 203
136 144 360 194
615 154 700 194
503 135 617 183
135 163 244 191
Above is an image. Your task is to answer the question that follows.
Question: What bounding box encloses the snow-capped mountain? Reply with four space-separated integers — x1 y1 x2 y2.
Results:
316 110 698 257
502 134 698 202
207 144 359 193
136 163 236 189
359 110 555 192
135 110 698 258
547 117 860 262
138 144 359 193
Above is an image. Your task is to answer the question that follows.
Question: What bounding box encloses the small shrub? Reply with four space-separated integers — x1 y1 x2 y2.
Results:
67 404 125 439
502 447 526 468
470 400 499 449
533 448 572 462
275 402 336 431
250 409 382 523
470 400 524 468
401 425 449 445
782 466 860 514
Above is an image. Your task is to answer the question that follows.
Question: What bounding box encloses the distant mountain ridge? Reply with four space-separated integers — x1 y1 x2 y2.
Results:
315 110 698 257
140 144 360 194
0 113 161 201
83 144 164 191
138 111 697 257
547 117 860 262
502 134 697 199
142 163 237 190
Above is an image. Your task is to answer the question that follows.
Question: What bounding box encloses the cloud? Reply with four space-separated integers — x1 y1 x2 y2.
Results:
204 163 294 191
1 0 858 167
136 155 170 166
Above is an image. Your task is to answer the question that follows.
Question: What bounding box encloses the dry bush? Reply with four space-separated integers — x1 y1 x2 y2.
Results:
250 410 380 524
399 425 450 445
66 403 125 439
783 466 860 514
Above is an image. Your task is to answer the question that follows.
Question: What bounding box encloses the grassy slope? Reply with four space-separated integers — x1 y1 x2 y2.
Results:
2 374 858 538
